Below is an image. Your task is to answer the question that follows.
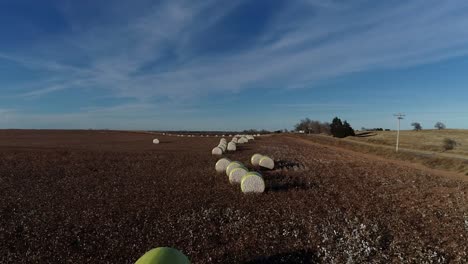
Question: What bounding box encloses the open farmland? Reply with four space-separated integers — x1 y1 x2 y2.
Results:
1 130 468 263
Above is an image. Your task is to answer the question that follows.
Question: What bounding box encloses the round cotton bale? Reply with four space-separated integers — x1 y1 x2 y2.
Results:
212 147 223 155
229 167 248 184
259 156 275 169
153 138 160 144
135 247 190 264
251 153 263 166
232 137 238 143
215 158 231 173
226 161 245 176
218 144 226 152
227 142 236 151
246 135 254 140
241 172 265 193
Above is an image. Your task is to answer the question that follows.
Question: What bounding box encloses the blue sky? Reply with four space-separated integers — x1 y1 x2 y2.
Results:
1 0 468 131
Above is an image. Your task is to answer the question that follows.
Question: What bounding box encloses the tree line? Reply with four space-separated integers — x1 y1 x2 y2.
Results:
295 117 355 138
411 121 446 131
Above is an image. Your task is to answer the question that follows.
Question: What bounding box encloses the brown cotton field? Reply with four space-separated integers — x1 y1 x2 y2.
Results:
0 130 467 263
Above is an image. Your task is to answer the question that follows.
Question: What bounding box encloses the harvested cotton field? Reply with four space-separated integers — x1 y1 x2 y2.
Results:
1 130 467 263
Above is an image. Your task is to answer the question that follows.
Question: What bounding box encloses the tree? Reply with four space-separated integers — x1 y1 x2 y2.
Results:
411 122 422 131
343 121 356 136
294 118 331 135
434 122 446 130
330 117 344 138
330 117 354 138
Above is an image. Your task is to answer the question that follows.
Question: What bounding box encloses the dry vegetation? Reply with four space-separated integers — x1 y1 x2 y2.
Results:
351 129 468 156
1 130 468 263
297 130 468 176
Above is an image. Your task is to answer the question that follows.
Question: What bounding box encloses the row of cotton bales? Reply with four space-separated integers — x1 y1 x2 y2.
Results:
212 138 229 155
251 153 275 169
215 158 266 193
214 154 275 194
212 134 257 155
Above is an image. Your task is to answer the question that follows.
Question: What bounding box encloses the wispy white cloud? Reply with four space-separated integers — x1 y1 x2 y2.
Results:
4 0 468 104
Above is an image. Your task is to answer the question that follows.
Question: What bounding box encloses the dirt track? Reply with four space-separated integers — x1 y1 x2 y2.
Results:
1 130 467 263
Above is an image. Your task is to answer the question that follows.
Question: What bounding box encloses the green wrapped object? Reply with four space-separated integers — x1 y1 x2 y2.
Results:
135 247 190 264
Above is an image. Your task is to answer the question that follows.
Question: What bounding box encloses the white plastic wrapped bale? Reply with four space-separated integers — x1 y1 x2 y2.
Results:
229 167 248 184
251 153 263 166
215 158 232 173
152 138 160 144
246 135 254 140
227 142 236 151
259 156 275 169
226 161 245 176
231 137 238 143
212 147 223 155
241 172 265 193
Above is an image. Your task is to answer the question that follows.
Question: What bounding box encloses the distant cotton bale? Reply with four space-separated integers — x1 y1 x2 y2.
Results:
246 135 254 140
251 153 263 166
215 158 232 173
241 172 265 193
229 167 248 184
226 161 244 176
232 137 238 143
153 139 160 144
227 142 236 151
259 156 275 169
212 147 223 155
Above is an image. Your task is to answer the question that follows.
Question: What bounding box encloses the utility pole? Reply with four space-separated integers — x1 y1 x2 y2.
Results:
393 113 405 152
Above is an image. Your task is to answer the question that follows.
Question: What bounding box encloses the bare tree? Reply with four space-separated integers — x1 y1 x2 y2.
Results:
434 122 446 130
294 118 331 135
411 122 422 131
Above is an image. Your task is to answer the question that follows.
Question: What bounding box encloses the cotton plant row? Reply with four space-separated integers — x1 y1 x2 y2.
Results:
214 154 275 194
